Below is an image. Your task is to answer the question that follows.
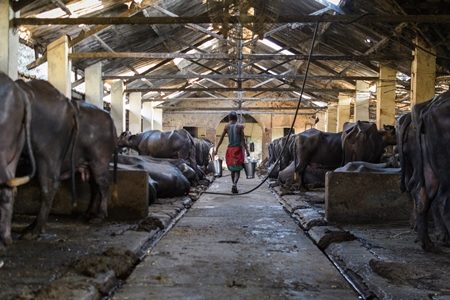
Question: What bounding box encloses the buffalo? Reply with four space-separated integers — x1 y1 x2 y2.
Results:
193 138 213 174
266 134 296 179
294 122 396 190
117 129 202 181
397 91 450 251
114 154 193 201
341 121 396 165
15 79 117 240
0 72 35 251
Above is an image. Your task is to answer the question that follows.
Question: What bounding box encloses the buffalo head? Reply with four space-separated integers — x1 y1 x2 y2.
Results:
380 125 397 146
117 131 133 147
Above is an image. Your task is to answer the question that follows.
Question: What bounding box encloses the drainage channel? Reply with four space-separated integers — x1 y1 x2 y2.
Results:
104 205 189 299
268 182 377 300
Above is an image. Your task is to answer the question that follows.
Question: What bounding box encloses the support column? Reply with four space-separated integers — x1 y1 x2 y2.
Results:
205 126 216 145
0 0 18 79
337 93 351 132
315 111 326 132
129 92 142 134
326 103 337 133
85 62 103 108
111 80 125 136
377 65 396 127
152 102 163 131
47 35 71 98
355 81 370 122
411 37 436 106
142 101 152 132
261 125 272 161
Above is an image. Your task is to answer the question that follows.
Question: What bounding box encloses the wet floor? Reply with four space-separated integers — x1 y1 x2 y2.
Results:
111 171 358 299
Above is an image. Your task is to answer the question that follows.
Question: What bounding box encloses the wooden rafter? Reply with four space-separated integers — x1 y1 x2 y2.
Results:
14 15 450 26
125 87 355 93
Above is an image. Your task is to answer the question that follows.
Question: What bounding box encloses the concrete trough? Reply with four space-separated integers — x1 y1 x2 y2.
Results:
14 170 149 220
325 172 409 223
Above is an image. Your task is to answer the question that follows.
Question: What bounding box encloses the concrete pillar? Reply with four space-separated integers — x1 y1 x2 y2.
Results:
315 111 326 132
129 92 142 134
0 0 19 79
152 102 163 131
111 80 125 136
377 65 396 127
355 81 370 121
261 125 272 161
411 37 436 106
205 126 216 144
85 62 103 108
326 103 338 133
47 35 71 98
142 101 152 132
337 93 351 132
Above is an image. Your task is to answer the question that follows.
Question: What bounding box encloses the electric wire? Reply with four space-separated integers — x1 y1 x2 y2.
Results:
204 21 321 196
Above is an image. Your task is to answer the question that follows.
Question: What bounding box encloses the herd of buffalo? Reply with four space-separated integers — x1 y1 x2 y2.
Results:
1 71 449 253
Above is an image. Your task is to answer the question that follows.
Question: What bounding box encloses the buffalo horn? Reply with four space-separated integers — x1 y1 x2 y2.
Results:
6 176 30 187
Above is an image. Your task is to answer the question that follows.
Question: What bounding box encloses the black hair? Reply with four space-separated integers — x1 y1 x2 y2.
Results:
229 111 238 121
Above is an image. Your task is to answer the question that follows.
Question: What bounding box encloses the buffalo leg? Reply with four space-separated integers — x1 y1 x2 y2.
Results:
21 175 60 240
84 171 110 222
435 189 450 247
0 188 15 252
407 192 417 230
413 186 436 252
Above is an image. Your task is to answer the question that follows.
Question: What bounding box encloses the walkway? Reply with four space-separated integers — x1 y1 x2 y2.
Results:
112 171 358 299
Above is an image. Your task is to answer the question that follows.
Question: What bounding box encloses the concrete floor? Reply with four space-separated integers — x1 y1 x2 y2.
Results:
111 171 358 299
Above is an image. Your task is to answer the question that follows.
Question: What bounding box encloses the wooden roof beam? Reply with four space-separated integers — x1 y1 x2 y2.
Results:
14 15 450 26
144 97 301 101
163 110 318 115
106 74 378 80
125 87 354 93
68 52 411 62
157 106 320 112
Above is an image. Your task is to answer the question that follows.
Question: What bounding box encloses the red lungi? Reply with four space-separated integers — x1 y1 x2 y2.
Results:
225 146 244 171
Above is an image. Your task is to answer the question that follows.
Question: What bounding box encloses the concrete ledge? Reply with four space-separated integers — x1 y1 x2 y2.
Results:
308 226 355 250
325 172 409 223
14 170 149 220
293 208 328 230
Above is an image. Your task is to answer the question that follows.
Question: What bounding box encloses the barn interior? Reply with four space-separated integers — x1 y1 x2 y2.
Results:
2 0 450 299
4 0 450 163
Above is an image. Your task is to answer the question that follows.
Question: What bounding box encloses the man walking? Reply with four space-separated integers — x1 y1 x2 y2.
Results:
214 112 250 193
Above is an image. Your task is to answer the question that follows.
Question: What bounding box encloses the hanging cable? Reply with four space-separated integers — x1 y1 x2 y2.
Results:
204 21 321 196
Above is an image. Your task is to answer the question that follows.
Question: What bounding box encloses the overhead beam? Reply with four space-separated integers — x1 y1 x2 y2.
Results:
158 106 321 112
163 110 317 115
143 97 301 102
14 15 450 26
68 52 411 61
106 74 378 80
125 87 355 93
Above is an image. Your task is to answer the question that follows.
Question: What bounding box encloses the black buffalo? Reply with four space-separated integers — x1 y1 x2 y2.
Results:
294 123 396 190
266 134 296 178
193 138 213 174
113 154 192 201
0 72 35 251
397 91 450 251
117 129 201 180
341 121 396 165
15 79 117 240
294 129 343 190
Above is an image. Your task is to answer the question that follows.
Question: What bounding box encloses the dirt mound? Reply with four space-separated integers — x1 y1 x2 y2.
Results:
72 247 139 278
